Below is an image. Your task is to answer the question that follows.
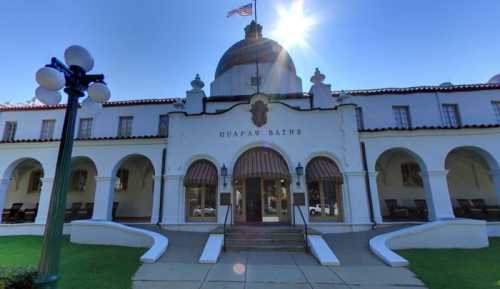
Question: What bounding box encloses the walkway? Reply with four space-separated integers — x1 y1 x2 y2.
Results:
132 225 427 289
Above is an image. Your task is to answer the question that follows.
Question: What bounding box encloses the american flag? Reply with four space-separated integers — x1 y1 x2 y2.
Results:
227 3 253 18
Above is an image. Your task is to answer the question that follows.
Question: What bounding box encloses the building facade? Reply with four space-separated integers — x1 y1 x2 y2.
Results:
1 22 500 234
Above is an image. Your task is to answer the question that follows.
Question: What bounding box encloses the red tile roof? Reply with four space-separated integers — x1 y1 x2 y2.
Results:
0 98 177 112
335 83 500 96
0 135 164 144
359 124 500 132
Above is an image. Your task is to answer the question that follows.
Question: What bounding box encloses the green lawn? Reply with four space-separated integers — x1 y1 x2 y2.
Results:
0 236 145 289
398 238 500 289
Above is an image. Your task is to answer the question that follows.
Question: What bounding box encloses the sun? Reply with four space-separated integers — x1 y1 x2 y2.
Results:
271 0 315 49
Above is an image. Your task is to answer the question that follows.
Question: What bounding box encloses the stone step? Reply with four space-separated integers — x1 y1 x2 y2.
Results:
226 235 304 241
224 225 306 252
227 238 305 246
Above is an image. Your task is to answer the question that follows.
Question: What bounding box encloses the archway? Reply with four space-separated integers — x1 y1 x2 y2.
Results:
184 159 218 222
64 157 97 222
445 146 500 221
306 156 343 222
112 154 154 223
232 147 290 224
375 148 430 222
1 158 43 223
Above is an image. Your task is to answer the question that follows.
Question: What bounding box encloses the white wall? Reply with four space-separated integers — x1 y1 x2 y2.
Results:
210 63 302 96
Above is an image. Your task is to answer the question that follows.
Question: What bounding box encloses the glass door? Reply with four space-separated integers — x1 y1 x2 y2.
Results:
261 179 289 223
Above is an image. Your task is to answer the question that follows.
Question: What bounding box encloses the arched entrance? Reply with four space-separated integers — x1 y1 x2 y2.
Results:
65 156 97 222
1 158 44 223
375 148 430 222
112 154 155 223
445 146 500 221
232 147 290 224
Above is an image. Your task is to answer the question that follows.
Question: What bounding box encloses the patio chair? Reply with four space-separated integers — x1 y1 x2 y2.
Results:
384 199 410 219
23 203 39 222
2 203 23 223
112 202 119 220
65 202 83 222
456 199 483 219
471 199 500 219
414 199 428 220
81 202 94 219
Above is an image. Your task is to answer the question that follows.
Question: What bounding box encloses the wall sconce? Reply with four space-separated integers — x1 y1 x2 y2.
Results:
295 162 304 187
221 164 228 187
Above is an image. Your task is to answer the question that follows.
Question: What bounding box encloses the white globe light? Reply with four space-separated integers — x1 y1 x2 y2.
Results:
88 82 111 103
35 86 62 105
81 97 103 116
64 45 94 72
35 67 65 91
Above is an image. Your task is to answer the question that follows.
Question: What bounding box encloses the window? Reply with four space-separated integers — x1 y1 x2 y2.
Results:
27 170 43 193
355 107 364 130
442 104 461 127
78 118 93 139
392 106 411 128
185 160 218 222
492 101 500 123
401 162 423 187
2 121 17 141
114 169 129 192
158 115 169 137
118 116 133 137
251 76 262 87
40 119 55 140
306 157 343 221
70 170 88 192
186 185 217 221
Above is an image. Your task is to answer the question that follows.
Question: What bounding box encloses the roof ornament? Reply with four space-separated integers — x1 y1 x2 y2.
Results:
190 74 205 91
337 90 350 103
310 68 325 85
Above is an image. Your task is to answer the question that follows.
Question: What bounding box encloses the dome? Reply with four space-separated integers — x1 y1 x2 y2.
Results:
215 21 296 79
488 74 500 84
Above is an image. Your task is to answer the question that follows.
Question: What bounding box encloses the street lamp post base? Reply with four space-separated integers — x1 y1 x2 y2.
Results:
34 275 60 289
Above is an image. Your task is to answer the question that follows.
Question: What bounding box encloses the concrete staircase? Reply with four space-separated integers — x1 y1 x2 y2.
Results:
225 225 306 251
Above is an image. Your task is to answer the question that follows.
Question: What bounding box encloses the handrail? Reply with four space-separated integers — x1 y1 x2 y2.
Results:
223 203 232 251
293 204 308 252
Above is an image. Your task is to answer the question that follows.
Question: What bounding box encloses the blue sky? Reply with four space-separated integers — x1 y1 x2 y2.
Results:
0 0 499 102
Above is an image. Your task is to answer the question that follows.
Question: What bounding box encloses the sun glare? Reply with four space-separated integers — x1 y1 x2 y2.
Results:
272 0 315 49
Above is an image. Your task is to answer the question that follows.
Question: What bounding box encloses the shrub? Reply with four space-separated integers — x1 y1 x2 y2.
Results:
0 266 37 289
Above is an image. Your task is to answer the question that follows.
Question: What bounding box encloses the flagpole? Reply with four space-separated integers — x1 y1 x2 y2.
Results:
254 0 260 94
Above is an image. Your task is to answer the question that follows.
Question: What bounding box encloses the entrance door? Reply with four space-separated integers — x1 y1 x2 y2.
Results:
245 178 262 222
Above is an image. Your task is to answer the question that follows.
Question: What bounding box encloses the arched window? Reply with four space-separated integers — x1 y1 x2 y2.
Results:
306 157 343 221
184 160 218 222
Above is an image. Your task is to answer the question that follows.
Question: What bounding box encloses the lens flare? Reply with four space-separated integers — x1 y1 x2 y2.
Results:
272 0 315 48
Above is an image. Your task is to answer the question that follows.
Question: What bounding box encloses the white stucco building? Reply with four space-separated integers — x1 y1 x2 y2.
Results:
1 22 500 238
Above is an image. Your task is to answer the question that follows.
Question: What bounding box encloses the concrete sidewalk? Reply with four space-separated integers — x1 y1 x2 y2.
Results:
132 226 427 289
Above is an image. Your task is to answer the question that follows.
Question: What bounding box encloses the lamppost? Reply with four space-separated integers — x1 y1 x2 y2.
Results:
221 164 228 187
34 45 110 289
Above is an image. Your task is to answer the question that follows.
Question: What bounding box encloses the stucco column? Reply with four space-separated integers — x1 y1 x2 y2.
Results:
163 175 181 224
0 178 11 224
150 175 163 224
291 173 308 225
368 171 383 224
35 177 54 224
491 169 500 206
424 170 455 220
92 176 114 220
344 171 372 226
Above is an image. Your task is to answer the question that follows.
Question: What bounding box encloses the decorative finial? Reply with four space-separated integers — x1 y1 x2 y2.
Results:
310 68 325 85
190 74 205 91
245 20 263 40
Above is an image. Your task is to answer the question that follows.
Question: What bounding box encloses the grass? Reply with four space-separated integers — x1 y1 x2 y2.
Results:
0 236 145 289
398 238 500 289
